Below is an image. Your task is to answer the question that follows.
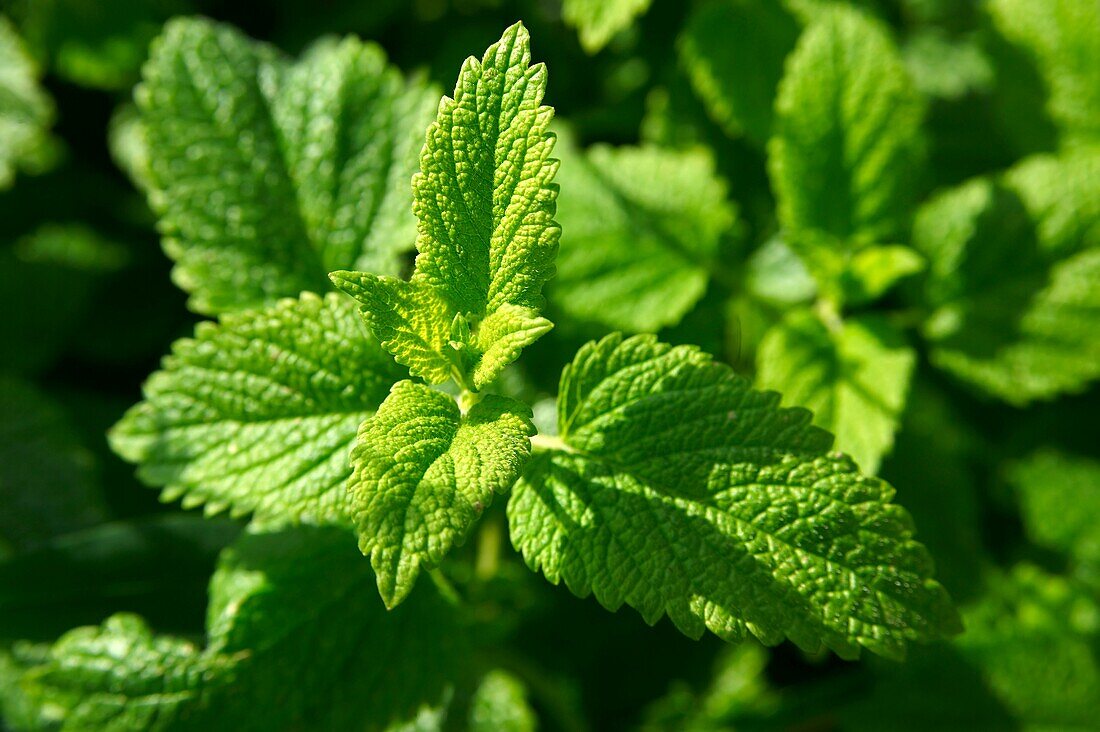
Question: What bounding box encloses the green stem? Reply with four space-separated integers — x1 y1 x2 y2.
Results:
428 567 462 606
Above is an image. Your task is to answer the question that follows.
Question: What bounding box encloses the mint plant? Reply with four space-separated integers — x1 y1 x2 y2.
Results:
111 18 956 655
5 1 1100 730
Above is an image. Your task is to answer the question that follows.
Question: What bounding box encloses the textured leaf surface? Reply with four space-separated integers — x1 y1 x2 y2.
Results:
1009 452 1100 564
13 527 461 731
333 22 559 389
769 5 923 285
988 0 1100 147
20 614 223 730
138 18 436 314
915 154 1100 404
563 0 654 52
0 377 107 554
756 311 915 473
0 16 57 189
510 333 958 660
679 0 799 145
550 137 736 332
349 380 534 607
110 293 404 524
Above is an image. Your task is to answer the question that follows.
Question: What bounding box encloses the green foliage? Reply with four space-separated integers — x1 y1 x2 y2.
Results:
563 0 654 52
333 22 558 391
551 133 737 332
349 381 533 607
511 334 958 659
6 1 1100 729
138 17 436 314
987 0 1100 148
14 526 460 730
1009 451 1100 565
679 0 800 145
110 293 403 524
915 153 1100 404
769 5 924 297
0 16 58 189
757 311 915 473
0 377 107 554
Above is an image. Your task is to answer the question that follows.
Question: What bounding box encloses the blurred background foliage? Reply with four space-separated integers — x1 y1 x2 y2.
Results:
1 0 1099 729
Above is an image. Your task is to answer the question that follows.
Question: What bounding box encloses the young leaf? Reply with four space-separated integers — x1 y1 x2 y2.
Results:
915 154 1100 404
987 0 1100 148
563 0 654 53
551 135 737 332
510 333 958 660
756 311 915 473
349 381 534 607
332 21 559 391
0 16 58 189
678 0 800 145
769 5 923 290
138 18 436 314
110 293 404 524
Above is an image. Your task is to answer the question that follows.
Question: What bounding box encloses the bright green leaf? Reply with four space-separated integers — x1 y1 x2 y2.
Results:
333 21 559 390
511 333 959 660
757 311 915 474
769 5 924 288
138 18 436 314
563 0 654 53
349 380 533 607
550 134 737 332
679 0 800 145
110 292 404 524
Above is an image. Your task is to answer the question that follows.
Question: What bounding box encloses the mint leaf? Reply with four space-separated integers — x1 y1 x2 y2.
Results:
550 134 737 332
510 333 958 660
987 0 1100 147
1009 451 1100 564
678 0 799 145
469 670 537 732
349 381 533 607
563 0 654 53
0 376 107 554
0 16 58 190
840 244 925 306
769 5 923 291
139 18 436 314
15 527 462 730
756 311 916 473
110 292 404 524
203 526 460 729
332 21 559 390
21 614 225 730
845 565 1100 731
915 153 1100 404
